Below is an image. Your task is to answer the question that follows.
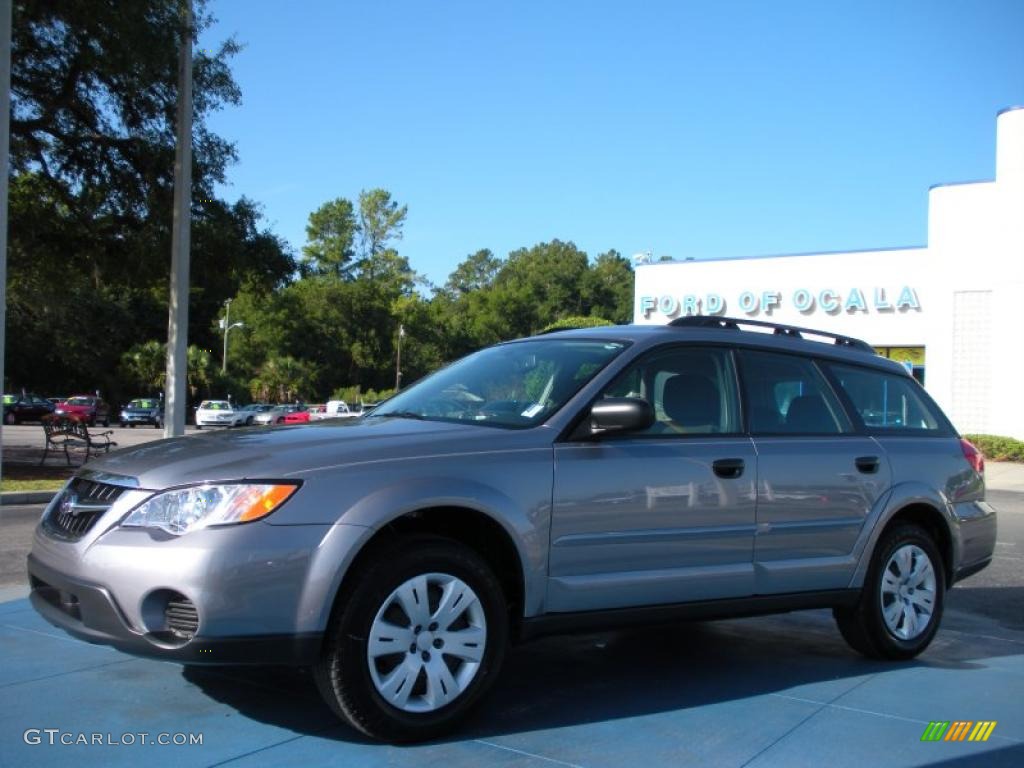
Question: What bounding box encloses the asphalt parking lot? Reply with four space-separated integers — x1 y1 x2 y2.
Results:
0 488 1021 767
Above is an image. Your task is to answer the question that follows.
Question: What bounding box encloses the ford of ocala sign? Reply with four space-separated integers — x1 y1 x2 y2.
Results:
638 286 921 319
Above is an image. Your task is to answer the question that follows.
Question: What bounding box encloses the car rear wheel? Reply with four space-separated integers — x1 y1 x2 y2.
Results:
314 535 508 743
834 523 945 660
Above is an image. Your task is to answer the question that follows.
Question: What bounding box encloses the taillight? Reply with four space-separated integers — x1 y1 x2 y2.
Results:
960 438 985 474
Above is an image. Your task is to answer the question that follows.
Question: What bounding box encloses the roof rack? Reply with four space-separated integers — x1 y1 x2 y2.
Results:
668 315 876 354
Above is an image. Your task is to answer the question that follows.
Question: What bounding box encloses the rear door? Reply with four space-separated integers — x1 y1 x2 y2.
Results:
550 345 757 612
736 349 892 594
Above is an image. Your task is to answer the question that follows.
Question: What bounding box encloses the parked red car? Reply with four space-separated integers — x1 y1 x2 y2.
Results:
282 406 312 424
55 395 111 426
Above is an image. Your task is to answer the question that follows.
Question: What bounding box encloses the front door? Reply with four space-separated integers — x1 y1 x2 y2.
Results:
549 346 758 612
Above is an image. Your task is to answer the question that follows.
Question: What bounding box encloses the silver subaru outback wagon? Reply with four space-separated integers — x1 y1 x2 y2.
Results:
27 317 996 742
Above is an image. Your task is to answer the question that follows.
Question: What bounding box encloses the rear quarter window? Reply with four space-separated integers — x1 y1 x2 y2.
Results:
827 363 948 434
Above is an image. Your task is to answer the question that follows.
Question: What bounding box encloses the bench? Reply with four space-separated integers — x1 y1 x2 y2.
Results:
40 418 117 466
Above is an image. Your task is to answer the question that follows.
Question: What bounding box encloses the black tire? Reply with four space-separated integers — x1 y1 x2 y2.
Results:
4 411 16 425
834 523 945 660
196 425 202 430
129 423 135 428
120 422 127 428
314 535 509 743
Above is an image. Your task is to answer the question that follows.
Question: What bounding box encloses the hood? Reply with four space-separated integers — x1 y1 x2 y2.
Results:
83 417 549 490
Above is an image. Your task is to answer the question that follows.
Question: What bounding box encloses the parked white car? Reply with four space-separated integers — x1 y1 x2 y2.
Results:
194 400 245 429
323 400 361 419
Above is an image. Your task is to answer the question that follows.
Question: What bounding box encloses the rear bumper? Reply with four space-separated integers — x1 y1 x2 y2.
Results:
27 553 322 665
951 500 998 584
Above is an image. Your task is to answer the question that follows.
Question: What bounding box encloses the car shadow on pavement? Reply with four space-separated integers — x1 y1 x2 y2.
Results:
181 608 1013 744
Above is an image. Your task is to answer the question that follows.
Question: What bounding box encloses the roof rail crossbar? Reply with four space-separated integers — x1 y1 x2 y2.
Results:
668 315 875 354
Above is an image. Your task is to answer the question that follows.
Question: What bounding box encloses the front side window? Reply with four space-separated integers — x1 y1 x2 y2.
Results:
737 350 851 435
369 339 627 428
601 346 739 436
827 363 944 432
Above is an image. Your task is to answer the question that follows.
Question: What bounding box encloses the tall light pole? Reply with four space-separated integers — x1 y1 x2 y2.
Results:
395 324 405 391
220 298 243 374
164 0 192 438
0 0 11 487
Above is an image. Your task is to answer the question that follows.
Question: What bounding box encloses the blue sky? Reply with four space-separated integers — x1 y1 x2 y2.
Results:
203 0 1024 287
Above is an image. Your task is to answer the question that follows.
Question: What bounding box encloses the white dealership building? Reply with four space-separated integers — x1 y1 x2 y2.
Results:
634 107 1024 440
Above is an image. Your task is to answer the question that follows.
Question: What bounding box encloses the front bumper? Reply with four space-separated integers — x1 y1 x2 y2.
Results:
25 484 361 665
121 413 158 425
28 554 321 665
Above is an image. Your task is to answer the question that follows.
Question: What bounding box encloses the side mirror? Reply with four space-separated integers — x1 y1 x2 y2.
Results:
589 397 654 435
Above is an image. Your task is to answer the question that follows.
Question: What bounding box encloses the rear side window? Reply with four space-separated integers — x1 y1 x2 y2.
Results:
827 363 944 432
737 350 851 435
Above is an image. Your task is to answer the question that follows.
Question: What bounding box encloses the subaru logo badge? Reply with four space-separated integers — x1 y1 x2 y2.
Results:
60 491 79 517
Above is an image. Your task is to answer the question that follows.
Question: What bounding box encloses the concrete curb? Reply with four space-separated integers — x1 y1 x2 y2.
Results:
1 491 58 506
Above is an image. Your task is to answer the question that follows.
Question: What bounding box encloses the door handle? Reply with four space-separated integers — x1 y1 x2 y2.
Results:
855 456 880 474
712 458 745 479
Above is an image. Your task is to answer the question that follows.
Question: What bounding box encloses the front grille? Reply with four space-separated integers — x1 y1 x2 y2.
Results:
45 478 126 541
165 597 199 638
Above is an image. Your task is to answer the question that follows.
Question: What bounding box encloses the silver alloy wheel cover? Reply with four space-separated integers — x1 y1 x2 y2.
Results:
880 543 937 640
367 572 487 713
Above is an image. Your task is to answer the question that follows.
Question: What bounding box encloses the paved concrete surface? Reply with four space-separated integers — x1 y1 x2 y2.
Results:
0 492 1021 766
986 461 1024 494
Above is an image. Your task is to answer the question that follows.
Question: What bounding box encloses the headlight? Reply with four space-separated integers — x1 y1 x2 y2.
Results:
120 410 129 418
121 483 299 535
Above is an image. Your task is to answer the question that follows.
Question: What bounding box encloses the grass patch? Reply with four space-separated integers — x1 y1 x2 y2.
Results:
963 434 1024 463
1 477 64 492
2 462 74 493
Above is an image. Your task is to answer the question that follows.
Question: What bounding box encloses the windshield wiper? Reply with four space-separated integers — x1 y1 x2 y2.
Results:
368 410 424 420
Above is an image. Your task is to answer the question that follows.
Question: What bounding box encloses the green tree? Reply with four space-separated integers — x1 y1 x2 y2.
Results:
358 188 407 259
251 356 317 403
187 346 214 398
443 249 501 296
5 0 293 400
302 197 357 276
581 249 634 323
120 341 168 393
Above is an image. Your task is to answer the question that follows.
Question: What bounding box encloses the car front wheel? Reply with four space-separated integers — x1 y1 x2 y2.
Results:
314 535 508 743
834 523 945 660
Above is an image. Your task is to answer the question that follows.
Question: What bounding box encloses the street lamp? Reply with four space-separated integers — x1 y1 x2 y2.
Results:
220 298 243 374
395 323 405 391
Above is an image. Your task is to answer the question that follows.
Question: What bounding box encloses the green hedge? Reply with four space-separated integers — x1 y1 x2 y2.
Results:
540 316 613 333
963 434 1024 463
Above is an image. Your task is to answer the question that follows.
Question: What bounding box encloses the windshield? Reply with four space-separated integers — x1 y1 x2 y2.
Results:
65 397 94 406
200 401 230 410
370 338 626 428
2 395 16 404
128 399 156 409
